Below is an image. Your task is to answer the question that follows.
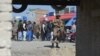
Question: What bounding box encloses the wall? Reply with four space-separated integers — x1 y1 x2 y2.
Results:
76 0 100 56
0 0 12 56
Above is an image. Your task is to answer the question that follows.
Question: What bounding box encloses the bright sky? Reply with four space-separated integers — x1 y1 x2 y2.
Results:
12 5 76 21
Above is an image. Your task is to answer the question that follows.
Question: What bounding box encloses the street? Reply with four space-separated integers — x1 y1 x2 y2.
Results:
11 41 75 56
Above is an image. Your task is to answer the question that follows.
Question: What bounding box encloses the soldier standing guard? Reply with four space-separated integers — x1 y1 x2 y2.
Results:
50 5 66 48
51 15 64 48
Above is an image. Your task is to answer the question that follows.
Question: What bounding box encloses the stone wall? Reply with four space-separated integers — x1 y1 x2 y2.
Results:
0 0 12 56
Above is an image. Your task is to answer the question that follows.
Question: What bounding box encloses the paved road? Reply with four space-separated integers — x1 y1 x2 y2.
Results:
11 41 75 56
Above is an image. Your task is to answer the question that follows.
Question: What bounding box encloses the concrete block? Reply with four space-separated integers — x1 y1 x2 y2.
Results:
0 31 11 48
0 22 12 48
0 22 12 31
0 39 11 48
0 39 7 48
0 0 12 4
0 12 12 21
0 30 11 38
0 4 12 12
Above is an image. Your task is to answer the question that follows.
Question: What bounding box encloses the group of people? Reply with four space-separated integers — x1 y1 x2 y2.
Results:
12 20 40 41
12 19 76 44
41 21 53 41
11 19 76 48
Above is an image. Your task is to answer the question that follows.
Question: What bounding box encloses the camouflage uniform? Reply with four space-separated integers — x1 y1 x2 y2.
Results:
51 19 63 48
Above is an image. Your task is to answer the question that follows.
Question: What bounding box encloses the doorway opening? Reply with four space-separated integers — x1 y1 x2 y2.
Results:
11 4 77 56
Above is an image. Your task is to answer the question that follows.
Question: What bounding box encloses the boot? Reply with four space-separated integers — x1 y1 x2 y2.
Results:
56 43 60 48
51 43 54 48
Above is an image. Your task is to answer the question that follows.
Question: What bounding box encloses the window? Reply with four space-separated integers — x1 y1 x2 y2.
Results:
70 7 75 13
64 7 69 13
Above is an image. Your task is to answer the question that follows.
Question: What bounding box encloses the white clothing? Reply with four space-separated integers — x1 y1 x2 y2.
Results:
42 24 45 33
51 32 53 40
23 31 27 41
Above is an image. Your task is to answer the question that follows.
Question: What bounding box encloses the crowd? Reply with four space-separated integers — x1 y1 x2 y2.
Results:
11 19 76 42
12 20 40 41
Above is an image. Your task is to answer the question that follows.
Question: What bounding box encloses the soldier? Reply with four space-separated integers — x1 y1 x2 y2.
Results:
51 19 61 48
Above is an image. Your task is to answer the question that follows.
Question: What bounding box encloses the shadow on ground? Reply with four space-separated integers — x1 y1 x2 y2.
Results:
44 45 53 48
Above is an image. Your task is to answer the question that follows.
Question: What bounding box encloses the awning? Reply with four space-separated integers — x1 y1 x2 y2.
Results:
65 16 76 26
40 13 76 22
60 13 75 20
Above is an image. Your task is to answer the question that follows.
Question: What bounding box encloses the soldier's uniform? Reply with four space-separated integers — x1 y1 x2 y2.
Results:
51 19 63 48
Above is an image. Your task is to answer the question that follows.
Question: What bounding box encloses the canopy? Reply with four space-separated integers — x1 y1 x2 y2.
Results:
65 16 76 26
40 13 76 22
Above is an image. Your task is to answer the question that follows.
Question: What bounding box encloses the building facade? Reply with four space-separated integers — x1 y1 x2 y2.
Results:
32 8 48 24
59 6 76 14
